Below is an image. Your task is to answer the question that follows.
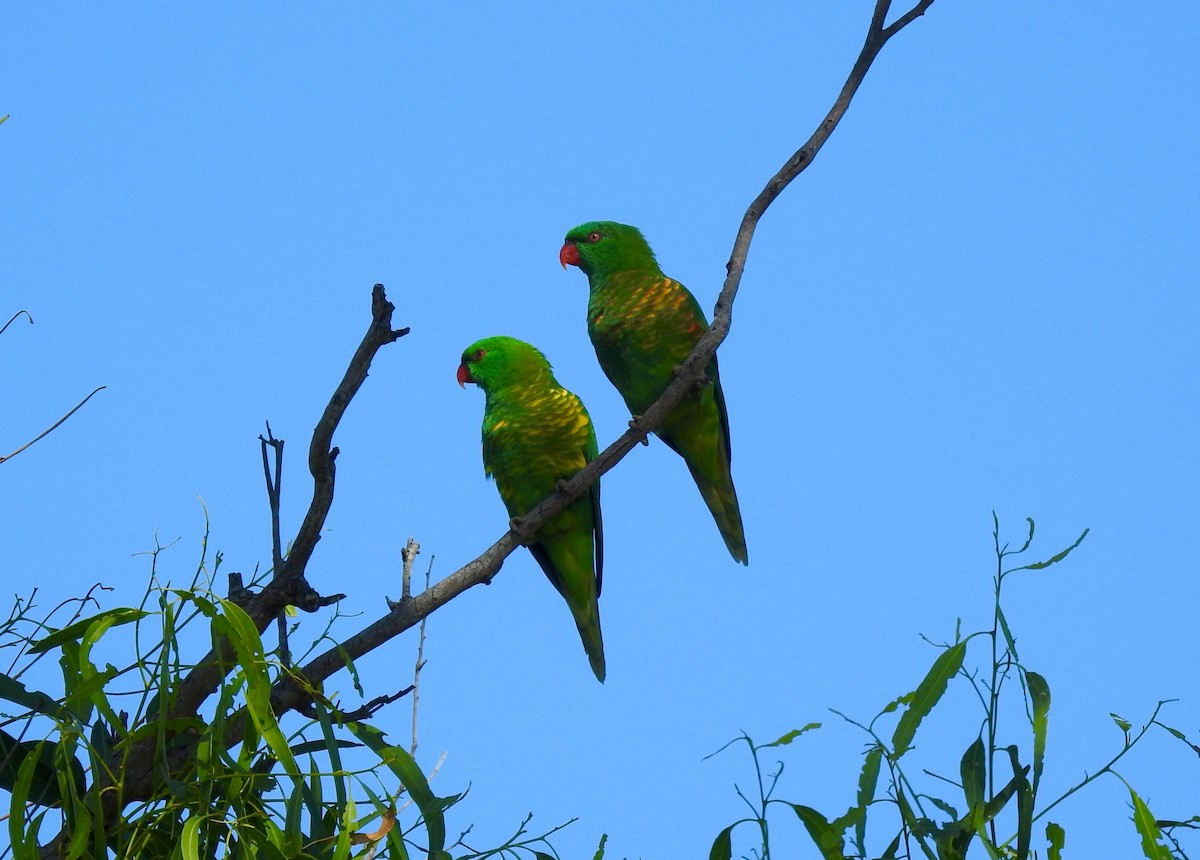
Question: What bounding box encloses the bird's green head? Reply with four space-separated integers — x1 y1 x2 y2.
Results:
457 335 553 392
560 221 661 279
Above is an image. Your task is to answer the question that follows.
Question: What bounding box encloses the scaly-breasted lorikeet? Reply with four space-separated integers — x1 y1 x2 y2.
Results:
458 335 607 682
560 221 748 565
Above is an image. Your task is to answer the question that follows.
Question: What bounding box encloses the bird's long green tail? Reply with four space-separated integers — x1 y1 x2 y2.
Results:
575 610 606 683
685 460 748 565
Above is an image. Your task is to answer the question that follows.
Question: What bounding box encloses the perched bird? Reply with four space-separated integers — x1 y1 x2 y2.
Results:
458 335 607 682
560 221 748 565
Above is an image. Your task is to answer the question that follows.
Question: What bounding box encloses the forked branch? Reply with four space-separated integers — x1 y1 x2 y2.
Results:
275 0 940 710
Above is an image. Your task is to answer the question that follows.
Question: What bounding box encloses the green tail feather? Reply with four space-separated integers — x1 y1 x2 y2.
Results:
576 613 607 683
686 460 749 565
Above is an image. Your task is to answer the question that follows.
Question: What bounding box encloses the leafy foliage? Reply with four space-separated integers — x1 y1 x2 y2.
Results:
0 536 572 859
707 516 1197 860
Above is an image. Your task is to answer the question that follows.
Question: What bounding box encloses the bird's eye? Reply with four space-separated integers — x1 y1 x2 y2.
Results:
586 231 602 243
471 349 486 362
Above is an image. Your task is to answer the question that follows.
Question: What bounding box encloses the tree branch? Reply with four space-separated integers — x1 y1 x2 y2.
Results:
252 0 942 725
1 309 34 336
0 386 106 465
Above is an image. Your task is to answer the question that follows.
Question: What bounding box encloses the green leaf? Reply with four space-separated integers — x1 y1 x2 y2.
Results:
960 737 986 814
790 804 849 860
0 673 73 720
182 815 202 860
29 608 148 654
853 746 882 855
1046 822 1065 860
289 738 360 757
1111 712 1132 735
708 823 735 860
880 831 903 860
1157 722 1200 756
879 691 914 716
315 702 348 809
285 777 306 854
215 597 298 778
762 723 821 748
1007 528 1089 573
347 722 451 856
1027 670 1050 797
1001 745 1032 860
592 833 608 860
9 743 43 854
1015 517 1036 555
1127 783 1174 860
996 605 1020 664
892 640 967 758
0 735 69 808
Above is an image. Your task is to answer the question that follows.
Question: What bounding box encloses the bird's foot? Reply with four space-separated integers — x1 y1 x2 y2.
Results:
555 478 571 493
509 514 534 542
629 416 651 446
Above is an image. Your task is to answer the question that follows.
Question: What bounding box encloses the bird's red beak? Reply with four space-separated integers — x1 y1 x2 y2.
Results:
559 241 581 269
456 362 473 388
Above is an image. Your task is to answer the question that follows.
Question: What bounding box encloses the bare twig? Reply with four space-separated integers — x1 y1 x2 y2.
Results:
0 386 106 465
1 310 33 336
326 685 415 723
259 423 289 666
279 284 410 591
401 537 419 601
410 555 432 756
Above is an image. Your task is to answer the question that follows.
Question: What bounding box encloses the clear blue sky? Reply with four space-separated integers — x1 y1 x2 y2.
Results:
3 2 1197 857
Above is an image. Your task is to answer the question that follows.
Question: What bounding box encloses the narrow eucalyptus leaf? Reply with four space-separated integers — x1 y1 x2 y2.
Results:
789 804 849 860
960 737 985 811
1127 784 1174 860
0 674 71 719
1027 670 1050 796
708 824 734 860
763 723 821 748
217 598 299 778
880 831 903 860
1003 745 1033 860
892 641 967 758
1010 528 1089 573
181 815 202 860
347 722 447 854
1046 822 1065 860
853 746 882 855
29 608 149 653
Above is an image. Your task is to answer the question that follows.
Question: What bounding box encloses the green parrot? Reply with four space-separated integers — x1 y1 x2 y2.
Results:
559 221 748 565
457 335 607 682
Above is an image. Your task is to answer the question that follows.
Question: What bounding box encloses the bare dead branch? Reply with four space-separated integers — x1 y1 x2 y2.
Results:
280 284 410 591
259 423 289 665
335 685 416 723
0 386 106 465
1 310 34 336
410 555 432 756
400 536 419 601
275 0 941 704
